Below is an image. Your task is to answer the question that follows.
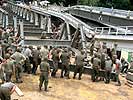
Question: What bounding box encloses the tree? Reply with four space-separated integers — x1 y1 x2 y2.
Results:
112 0 130 10
63 0 78 6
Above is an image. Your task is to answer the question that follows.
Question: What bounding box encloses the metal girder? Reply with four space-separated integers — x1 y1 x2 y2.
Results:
24 39 71 46
79 24 86 50
71 28 80 47
60 23 67 40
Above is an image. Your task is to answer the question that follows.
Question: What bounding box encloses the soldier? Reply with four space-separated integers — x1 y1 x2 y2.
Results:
0 45 2 57
0 82 16 100
6 48 13 55
105 56 113 84
90 34 95 56
100 42 107 70
11 48 26 83
3 53 14 82
40 45 49 61
0 28 2 41
114 55 122 86
73 50 85 80
1 39 9 58
91 53 101 82
23 46 32 73
32 47 41 75
60 48 70 78
121 58 129 74
39 57 50 91
51 48 60 77
0 58 4 84
90 43 94 56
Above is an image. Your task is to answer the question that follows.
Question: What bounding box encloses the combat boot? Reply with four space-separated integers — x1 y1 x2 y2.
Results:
115 83 121 86
44 87 48 92
73 76 75 79
78 77 81 80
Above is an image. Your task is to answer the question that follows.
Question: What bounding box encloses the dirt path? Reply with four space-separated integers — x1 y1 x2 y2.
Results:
12 71 133 100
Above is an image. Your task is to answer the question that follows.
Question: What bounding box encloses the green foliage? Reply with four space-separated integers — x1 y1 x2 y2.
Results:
78 0 131 10
112 0 130 10
14 0 133 10
78 0 99 6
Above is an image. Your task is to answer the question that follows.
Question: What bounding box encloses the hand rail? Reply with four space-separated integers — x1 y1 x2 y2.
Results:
0 8 8 14
71 5 133 19
94 26 133 35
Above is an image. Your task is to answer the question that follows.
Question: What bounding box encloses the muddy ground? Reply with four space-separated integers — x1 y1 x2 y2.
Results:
12 71 133 100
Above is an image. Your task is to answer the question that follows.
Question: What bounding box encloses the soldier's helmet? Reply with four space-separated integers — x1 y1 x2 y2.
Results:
81 50 85 55
10 32 14 36
16 47 21 52
106 56 110 60
37 46 41 50
64 48 68 52
3 39 7 43
94 52 97 57
29 45 33 50
7 48 12 52
97 53 101 59
113 55 117 59
4 53 10 59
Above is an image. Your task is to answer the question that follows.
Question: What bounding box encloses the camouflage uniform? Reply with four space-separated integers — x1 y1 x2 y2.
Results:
11 49 26 83
0 62 4 84
51 49 60 77
39 58 50 91
23 46 32 73
40 46 49 61
121 58 129 74
115 59 122 86
0 82 15 100
91 53 101 82
73 53 84 80
3 54 14 82
105 56 113 83
32 48 40 75
0 87 11 100
60 49 70 78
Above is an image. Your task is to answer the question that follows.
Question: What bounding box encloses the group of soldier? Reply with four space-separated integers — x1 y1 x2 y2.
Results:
0 26 26 83
90 39 129 86
0 26 85 93
0 25 131 100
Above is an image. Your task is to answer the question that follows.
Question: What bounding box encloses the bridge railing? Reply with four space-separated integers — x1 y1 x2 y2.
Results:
71 5 133 19
0 8 8 28
94 26 133 35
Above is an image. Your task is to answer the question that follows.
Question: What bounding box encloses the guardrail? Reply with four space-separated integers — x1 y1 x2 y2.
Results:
94 26 133 35
0 8 8 14
0 8 8 28
71 5 133 19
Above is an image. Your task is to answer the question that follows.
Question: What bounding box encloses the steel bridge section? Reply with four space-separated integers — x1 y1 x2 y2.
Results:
24 39 71 47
